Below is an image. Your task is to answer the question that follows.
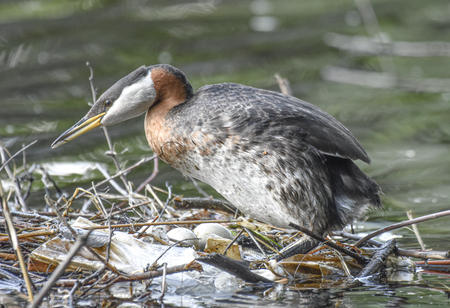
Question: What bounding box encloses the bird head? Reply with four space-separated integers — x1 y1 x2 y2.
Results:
51 64 192 149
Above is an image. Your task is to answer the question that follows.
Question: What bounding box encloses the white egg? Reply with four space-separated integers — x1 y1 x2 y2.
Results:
194 223 233 251
167 227 199 250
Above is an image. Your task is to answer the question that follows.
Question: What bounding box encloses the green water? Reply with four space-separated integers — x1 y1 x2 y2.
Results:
1 0 450 306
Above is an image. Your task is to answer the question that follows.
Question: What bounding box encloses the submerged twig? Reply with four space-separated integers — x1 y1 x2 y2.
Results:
197 253 272 283
355 239 397 282
289 223 369 265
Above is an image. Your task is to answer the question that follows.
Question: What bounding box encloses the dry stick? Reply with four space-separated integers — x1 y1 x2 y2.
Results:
76 155 157 200
188 176 210 198
223 228 244 256
0 147 30 212
160 263 167 301
113 156 159 214
197 253 272 283
86 62 130 197
396 249 449 260
71 205 116 302
0 140 37 173
289 223 369 265
155 182 172 222
90 200 154 221
45 195 121 275
20 149 33 201
275 73 293 96
29 229 93 308
38 165 63 199
354 209 450 247
245 227 268 259
406 211 426 251
87 218 242 230
0 229 57 242
146 184 173 218
136 157 159 192
95 163 128 197
0 210 53 222
135 183 172 238
173 197 237 214
0 181 34 302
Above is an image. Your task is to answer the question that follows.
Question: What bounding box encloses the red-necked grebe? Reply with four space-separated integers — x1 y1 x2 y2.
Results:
52 64 382 257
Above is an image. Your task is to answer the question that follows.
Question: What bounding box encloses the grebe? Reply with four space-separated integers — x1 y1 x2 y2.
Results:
52 64 382 256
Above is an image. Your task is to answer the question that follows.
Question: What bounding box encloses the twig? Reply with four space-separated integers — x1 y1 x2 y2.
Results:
245 227 268 259
146 184 173 218
30 229 93 308
335 231 449 260
223 228 244 256
0 229 57 242
0 180 34 301
136 157 159 192
76 155 156 200
354 209 450 247
173 197 237 214
0 140 37 173
289 223 369 265
355 239 397 281
87 218 242 230
197 253 272 283
275 74 293 96
0 146 30 212
188 176 210 198
0 209 53 222
160 263 167 301
45 195 120 275
95 163 129 197
406 211 426 251
156 182 172 222
38 165 63 198
396 249 449 260
86 62 129 192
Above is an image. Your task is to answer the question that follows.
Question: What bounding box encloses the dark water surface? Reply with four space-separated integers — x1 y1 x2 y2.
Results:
1 0 450 306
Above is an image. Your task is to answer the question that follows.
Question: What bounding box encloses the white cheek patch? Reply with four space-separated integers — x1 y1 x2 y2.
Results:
102 72 157 126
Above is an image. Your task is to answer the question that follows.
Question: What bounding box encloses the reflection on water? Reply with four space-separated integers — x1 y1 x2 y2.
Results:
1 0 450 306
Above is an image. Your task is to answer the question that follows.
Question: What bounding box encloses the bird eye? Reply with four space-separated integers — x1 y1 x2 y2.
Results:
104 100 112 107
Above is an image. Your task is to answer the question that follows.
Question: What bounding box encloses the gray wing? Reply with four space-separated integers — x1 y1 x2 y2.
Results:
174 83 370 164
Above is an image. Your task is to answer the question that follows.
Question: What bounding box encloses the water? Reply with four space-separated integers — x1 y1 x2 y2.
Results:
1 0 450 306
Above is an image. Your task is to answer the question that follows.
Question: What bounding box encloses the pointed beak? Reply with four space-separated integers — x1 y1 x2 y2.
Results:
51 112 105 149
